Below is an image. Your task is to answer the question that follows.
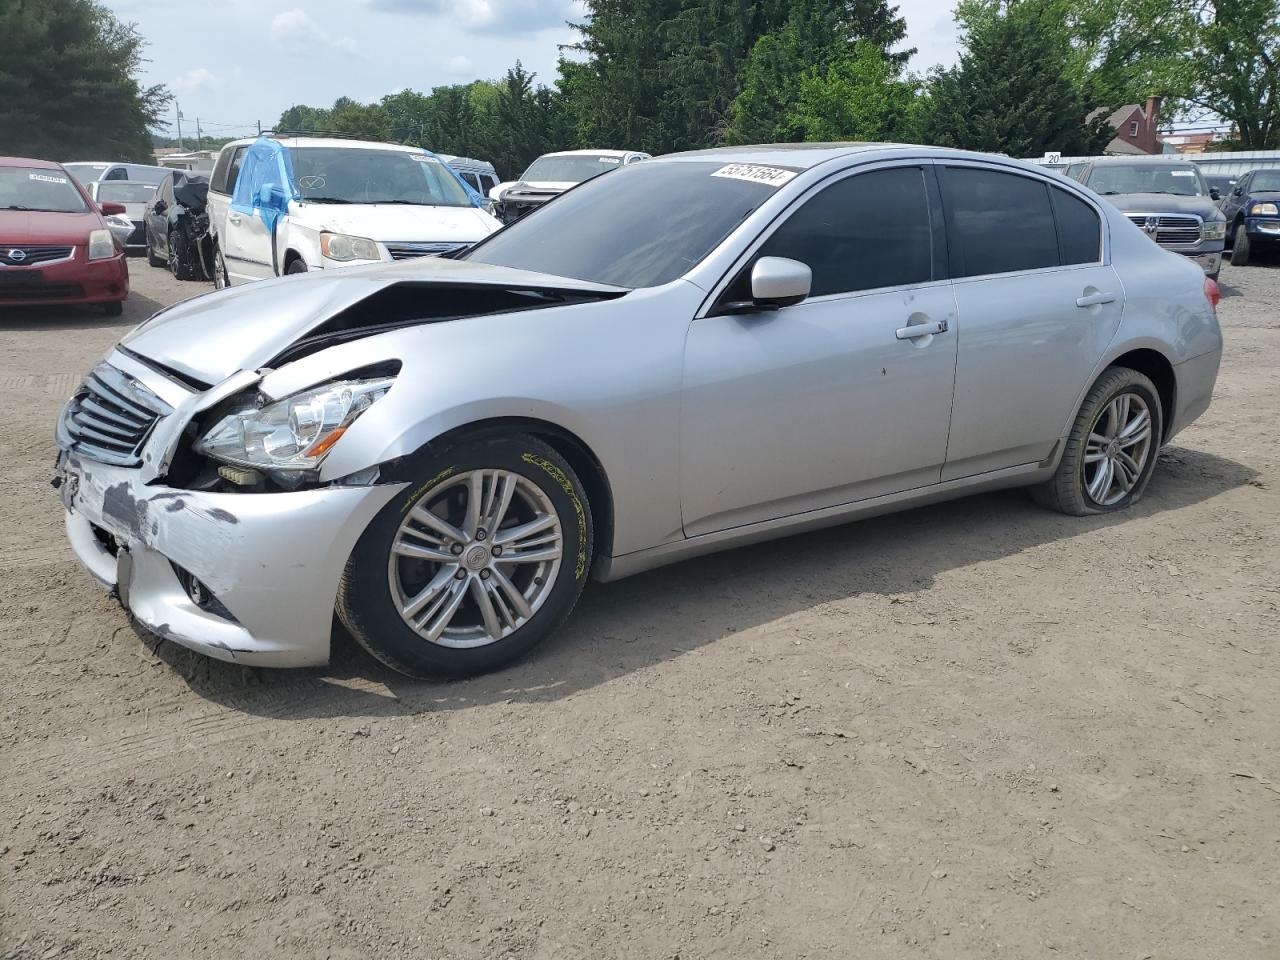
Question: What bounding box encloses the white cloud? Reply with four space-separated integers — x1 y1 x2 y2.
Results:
173 67 223 93
362 0 576 35
270 8 358 55
447 55 474 75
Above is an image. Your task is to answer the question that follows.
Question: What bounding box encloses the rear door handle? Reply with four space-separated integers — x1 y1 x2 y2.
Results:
895 318 948 340
1076 291 1116 307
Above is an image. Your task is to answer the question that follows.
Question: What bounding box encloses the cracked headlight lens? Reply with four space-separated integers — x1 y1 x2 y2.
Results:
195 378 394 474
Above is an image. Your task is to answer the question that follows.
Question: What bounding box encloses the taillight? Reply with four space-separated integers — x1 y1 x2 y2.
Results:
1204 276 1220 310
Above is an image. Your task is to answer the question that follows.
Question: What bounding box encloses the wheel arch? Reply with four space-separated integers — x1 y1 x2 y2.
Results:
281 248 305 272
383 416 616 576
1105 347 1177 441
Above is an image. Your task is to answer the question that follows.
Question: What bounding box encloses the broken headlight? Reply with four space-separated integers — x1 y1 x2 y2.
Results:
195 377 394 475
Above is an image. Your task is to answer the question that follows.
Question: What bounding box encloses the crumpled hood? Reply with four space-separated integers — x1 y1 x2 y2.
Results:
1102 192 1225 221
119 256 625 385
499 181 575 201
295 202 499 241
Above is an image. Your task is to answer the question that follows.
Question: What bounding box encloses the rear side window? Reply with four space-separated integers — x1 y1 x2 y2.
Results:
225 147 248 196
1050 187 1102 264
757 166 935 297
104 167 127 181
940 167 1059 277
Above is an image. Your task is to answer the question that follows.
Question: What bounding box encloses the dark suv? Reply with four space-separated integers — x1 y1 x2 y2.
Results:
1076 158 1227 279
1218 168 1280 266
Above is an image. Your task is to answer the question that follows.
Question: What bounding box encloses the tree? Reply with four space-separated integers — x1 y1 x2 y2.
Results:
788 42 922 141
917 0 1112 155
1185 0 1280 148
0 0 169 162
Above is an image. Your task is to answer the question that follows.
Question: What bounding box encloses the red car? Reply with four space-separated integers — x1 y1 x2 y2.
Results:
0 156 129 314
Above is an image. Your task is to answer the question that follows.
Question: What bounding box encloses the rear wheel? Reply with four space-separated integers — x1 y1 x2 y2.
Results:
1231 224 1251 266
337 433 593 678
1031 367 1162 516
168 228 195 280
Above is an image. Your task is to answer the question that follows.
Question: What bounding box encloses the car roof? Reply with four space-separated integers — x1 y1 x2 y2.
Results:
656 142 1054 172
0 156 65 170
540 149 643 159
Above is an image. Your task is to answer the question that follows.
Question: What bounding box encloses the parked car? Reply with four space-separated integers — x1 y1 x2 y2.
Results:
53 144 1222 677
64 162 172 188
489 149 650 223
1217 168 1280 266
1075 157 1226 279
437 155 501 199
0 156 128 314
86 179 156 254
1204 174 1238 206
205 136 501 286
144 172 213 280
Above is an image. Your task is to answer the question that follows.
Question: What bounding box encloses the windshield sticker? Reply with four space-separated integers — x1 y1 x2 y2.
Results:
598 157 622 165
1170 170 1195 176
29 173 68 184
712 163 797 187
410 155 439 164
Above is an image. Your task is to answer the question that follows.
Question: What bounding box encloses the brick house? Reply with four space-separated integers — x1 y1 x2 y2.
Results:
1091 96 1166 155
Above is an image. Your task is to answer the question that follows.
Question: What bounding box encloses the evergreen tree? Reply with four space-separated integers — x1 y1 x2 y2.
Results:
0 0 169 162
917 0 1111 155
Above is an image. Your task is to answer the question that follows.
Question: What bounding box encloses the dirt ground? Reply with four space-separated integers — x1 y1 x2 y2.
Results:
1 255 1277 960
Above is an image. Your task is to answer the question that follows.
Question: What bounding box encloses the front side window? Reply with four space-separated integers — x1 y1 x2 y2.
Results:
288 148 472 207
1085 164 1207 197
465 161 788 288
0 166 88 213
940 167 1059 277
755 167 934 297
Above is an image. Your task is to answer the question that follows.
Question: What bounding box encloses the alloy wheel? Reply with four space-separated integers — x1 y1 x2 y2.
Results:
1083 392 1154 507
387 469 563 648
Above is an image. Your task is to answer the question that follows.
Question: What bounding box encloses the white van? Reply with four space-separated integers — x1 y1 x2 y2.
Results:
205 136 501 286
64 162 173 187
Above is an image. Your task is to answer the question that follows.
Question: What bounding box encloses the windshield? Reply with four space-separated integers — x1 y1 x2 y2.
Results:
1086 164 1206 197
520 154 624 183
96 181 157 203
0 167 88 213
288 147 472 206
465 161 788 288
1251 170 1280 192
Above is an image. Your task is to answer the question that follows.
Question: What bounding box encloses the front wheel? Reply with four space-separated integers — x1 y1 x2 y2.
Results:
213 242 229 289
1031 367 1163 516
1231 224 1251 266
337 433 593 677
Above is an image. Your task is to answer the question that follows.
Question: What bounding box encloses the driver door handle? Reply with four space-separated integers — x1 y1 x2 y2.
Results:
1076 291 1116 307
895 318 948 340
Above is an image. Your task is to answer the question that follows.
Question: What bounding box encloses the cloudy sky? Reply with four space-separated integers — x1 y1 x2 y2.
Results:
106 0 961 141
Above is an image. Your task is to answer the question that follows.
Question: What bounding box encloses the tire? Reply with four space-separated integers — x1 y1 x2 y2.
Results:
168 228 194 280
337 432 594 678
146 226 164 267
213 242 229 289
99 300 124 317
1231 224 1251 266
1031 366 1163 516
285 258 308 275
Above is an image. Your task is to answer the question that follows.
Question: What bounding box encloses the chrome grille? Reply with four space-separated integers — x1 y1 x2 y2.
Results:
61 364 170 466
386 241 471 260
0 245 73 266
1126 214 1202 245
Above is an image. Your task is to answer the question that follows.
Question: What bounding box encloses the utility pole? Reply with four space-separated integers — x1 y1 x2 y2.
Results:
257 119 262 136
196 116 202 149
175 102 184 150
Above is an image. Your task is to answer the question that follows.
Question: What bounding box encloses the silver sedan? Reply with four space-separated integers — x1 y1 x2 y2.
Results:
54 144 1223 677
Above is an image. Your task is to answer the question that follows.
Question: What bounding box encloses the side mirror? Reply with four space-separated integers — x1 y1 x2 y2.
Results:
750 257 811 308
1209 187 1220 200
99 201 127 216
1233 185 1243 196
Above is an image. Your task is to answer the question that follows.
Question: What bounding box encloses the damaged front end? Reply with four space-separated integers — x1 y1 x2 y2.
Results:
54 266 626 666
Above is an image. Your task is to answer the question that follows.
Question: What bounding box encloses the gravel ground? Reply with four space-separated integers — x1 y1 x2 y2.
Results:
1 256 1277 959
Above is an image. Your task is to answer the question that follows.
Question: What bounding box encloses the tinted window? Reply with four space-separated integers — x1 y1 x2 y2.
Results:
104 167 128 181
1050 187 1101 264
210 148 232 194
941 167 1059 277
226 147 248 195
466 161 788 288
757 167 933 296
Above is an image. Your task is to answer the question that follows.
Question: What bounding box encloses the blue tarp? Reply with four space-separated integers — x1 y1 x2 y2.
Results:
230 137 297 233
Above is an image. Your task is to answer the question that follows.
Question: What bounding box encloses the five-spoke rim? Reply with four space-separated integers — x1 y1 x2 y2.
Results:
387 469 563 648
1083 392 1153 507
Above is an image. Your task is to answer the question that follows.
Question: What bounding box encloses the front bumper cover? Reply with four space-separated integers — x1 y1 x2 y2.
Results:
57 451 403 668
